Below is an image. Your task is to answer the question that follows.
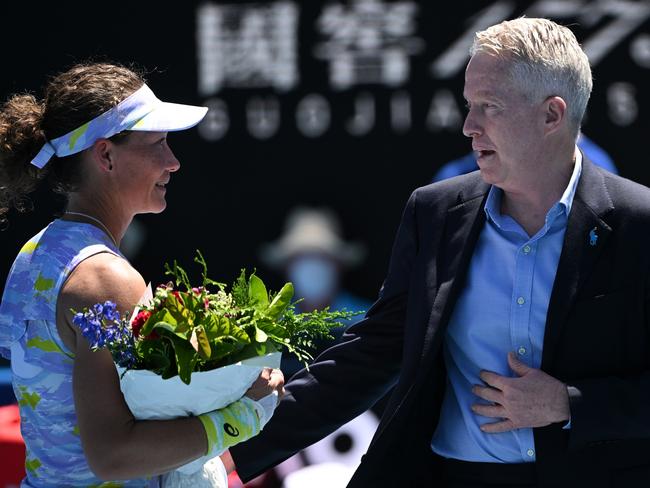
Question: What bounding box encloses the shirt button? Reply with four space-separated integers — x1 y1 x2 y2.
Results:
523 245 531 254
527 449 535 457
517 297 525 305
518 347 527 355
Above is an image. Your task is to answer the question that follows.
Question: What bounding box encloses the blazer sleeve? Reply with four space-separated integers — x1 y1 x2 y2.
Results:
230 190 421 482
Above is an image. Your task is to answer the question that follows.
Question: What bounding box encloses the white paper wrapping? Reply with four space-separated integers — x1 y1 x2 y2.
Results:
116 351 281 420
115 351 281 487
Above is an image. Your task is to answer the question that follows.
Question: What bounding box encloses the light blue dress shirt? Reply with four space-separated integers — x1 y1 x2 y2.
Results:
431 151 583 463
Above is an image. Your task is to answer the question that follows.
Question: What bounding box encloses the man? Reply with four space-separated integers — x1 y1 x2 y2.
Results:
225 17 650 487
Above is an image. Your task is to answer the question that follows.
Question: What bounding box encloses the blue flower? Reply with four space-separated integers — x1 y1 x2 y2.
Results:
102 301 120 322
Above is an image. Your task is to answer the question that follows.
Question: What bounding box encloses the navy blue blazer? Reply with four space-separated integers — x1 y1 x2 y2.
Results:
232 157 650 487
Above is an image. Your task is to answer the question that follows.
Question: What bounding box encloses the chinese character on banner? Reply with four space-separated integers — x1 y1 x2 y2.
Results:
196 1 299 96
314 0 424 90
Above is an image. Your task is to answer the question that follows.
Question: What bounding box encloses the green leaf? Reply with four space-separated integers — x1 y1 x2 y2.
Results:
165 293 194 333
141 309 176 337
207 337 243 362
204 315 250 344
255 318 289 340
148 320 194 342
194 326 211 360
159 330 197 385
137 340 171 374
248 274 269 309
266 282 294 319
255 326 268 343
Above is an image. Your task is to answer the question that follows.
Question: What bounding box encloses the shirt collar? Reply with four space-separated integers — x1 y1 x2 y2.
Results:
484 146 583 224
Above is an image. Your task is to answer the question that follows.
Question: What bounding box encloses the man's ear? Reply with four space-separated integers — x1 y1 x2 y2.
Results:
543 96 567 135
91 139 114 171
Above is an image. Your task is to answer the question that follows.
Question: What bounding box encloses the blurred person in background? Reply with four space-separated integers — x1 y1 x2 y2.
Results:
258 206 372 380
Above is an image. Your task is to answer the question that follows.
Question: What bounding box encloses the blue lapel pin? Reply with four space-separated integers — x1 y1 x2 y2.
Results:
589 227 598 246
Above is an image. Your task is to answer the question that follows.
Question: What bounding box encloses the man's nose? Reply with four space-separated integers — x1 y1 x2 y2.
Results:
462 110 482 138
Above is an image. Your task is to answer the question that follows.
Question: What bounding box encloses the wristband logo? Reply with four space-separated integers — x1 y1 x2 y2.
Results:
224 423 240 437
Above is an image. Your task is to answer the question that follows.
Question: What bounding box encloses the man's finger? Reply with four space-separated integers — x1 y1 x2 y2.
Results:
480 419 516 433
507 351 531 377
472 384 502 403
471 403 505 419
479 370 508 390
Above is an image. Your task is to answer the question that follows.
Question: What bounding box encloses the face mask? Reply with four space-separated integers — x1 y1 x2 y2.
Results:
287 255 338 305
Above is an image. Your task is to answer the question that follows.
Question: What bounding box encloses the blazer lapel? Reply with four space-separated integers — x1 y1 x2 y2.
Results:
420 179 489 366
541 158 614 370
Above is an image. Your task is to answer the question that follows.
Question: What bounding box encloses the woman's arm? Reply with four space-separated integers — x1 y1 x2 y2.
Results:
59 252 210 480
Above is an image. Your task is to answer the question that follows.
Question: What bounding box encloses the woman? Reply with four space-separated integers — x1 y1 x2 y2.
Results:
0 61 284 487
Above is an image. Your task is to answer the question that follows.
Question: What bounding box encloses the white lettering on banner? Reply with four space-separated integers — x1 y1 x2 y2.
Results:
526 0 650 66
198 98 230 141
346 92 376 136
430 0 650 79
630 33 650 68
607 82 638 127
429 1 516 79
196 2 299 96
426 89 464 132
296 94 331 138
198 90 466 140
195 1 647 140
314 0 424 90
390 90 411 133
247 97 281 139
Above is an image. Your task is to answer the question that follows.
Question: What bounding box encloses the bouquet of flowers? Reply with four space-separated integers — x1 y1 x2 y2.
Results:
72 251 362 487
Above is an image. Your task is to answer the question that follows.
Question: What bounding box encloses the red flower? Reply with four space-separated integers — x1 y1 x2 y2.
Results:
131 310 152 338
171 290 184 306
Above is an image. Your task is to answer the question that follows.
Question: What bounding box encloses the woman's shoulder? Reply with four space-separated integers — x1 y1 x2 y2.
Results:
60 253 147 314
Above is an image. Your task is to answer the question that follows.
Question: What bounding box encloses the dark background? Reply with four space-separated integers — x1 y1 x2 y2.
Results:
1 0 648 303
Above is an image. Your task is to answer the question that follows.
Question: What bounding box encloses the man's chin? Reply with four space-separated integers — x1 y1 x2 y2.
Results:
478 167 498 185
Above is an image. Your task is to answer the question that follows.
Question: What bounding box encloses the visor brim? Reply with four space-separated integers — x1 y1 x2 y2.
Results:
130 101 208 132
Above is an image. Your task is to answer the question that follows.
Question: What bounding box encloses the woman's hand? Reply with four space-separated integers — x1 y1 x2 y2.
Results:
244 367 285 402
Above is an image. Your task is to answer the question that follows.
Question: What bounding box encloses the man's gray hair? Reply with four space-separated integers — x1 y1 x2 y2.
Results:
470 17 592 136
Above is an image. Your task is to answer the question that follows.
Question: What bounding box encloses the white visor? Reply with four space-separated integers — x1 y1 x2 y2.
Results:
30 84 208 169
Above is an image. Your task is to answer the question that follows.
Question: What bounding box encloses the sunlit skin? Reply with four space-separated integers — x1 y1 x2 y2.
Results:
463 52 576 237
463 53 573 433
54 130 285 479
65 131 180 245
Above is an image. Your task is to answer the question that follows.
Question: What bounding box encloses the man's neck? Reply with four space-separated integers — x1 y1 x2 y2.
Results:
499 150 577 237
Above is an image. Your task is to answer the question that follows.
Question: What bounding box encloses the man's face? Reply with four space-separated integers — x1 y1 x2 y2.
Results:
462 53 546 193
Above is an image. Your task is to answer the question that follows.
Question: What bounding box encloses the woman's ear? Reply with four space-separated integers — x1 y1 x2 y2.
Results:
91 139 114 171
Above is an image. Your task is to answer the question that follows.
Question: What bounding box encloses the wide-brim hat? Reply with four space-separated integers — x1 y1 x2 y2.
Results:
259 207 366 269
